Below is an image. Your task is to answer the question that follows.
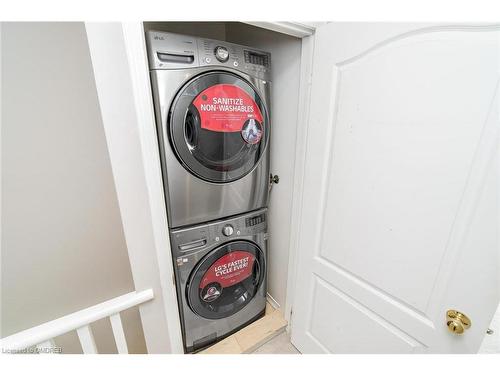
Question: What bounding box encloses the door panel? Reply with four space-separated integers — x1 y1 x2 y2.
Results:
291 23 500 353
309 276 422 353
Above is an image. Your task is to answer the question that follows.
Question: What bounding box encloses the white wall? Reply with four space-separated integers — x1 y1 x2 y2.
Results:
143 22 227 40
1 22 146 353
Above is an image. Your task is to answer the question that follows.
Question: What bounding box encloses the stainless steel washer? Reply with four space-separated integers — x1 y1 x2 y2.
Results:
170 208 268 353
146 31 272 228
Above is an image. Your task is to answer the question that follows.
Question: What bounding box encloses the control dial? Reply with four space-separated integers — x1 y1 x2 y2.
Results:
214 46 229 62
222 224 234 237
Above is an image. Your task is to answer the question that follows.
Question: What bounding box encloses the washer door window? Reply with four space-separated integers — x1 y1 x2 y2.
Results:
187 241 265 320
169 72 269 183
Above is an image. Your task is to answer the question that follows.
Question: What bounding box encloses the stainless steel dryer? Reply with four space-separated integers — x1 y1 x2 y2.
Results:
146 31 272 228
170 208 268 353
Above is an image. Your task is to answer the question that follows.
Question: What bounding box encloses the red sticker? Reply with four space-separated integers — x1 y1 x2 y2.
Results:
200 251 255 289
192 84 264 134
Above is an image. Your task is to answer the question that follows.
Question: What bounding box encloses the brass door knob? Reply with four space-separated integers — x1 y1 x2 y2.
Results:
446 310 471 335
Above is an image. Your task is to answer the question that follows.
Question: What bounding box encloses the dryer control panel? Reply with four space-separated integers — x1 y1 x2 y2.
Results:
146 30 271 81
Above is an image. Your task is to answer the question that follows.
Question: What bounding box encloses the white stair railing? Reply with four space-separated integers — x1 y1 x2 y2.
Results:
0 289 154 354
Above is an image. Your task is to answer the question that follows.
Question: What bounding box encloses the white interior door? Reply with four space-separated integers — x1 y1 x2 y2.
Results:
290 23 500 354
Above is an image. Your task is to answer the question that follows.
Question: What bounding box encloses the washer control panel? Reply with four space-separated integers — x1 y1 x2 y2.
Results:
170 208 268 258
146 30 271 81
210 210 267 241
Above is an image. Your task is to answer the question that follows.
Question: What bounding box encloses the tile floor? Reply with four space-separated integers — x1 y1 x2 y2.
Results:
251 332 300 354
200 303 288 354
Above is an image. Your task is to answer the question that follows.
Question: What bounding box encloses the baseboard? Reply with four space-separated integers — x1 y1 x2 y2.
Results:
266 293 281 310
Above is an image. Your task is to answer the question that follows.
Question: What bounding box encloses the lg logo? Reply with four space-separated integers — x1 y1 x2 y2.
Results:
153 36 165 40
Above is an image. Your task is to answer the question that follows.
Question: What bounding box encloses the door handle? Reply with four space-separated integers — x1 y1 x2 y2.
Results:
178 238 207 252
446 310 471 335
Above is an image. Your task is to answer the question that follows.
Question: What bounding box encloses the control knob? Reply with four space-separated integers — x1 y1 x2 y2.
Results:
222 224 234 237
214 46 229 62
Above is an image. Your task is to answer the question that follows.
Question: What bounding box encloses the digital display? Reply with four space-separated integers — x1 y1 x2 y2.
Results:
244 50 269 67
245 213 266 227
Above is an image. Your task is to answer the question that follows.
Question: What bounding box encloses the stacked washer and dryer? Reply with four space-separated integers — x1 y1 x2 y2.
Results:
146 31 272 353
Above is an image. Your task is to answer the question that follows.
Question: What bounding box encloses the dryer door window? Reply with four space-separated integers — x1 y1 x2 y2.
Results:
169 72 269 183
187 241 265 320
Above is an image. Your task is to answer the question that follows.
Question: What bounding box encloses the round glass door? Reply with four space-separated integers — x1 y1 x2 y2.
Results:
186 241 265 320
169 71 269 183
